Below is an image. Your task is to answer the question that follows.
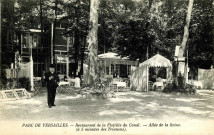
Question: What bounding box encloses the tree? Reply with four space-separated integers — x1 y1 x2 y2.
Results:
178 0 194 75
98 0 117 54
87 0 99 85
187 0 213 76
1 0 18 85
61 0 89 77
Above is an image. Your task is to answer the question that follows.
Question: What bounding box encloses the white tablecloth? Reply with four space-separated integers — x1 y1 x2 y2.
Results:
113 82 126 87
153 82 164 90
67 77 80 88
161 79 167 82
58 82 70 86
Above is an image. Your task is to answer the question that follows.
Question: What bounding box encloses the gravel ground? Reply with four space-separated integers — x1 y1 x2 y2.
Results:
1 89 214 121
0 89 214 135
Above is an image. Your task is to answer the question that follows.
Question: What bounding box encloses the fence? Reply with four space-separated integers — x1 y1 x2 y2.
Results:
6 62 31 79
198 68 214 89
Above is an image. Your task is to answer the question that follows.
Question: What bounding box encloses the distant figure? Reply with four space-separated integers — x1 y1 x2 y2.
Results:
151 75 156 82
71 71 75 78
74 77 80 88
64 75 67 82
113 71 117 78
45 64 59 108
41 71 46 87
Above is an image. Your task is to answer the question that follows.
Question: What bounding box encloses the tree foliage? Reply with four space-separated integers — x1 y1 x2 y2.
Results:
1 0 213 80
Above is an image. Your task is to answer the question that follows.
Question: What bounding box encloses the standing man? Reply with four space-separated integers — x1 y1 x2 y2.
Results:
45 64 60 108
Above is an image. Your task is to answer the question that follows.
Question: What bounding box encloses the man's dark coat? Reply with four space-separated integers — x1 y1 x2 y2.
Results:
45 71 60 107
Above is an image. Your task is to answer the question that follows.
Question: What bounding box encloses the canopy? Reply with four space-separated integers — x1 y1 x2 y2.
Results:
140 54 172 67
130 54 172 92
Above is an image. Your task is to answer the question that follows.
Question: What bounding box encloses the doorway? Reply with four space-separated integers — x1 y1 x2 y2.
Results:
120 64 128 78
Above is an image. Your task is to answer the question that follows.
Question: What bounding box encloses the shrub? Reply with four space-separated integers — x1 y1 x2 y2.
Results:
1 65 8 86
163 74 196 94
18 77 30 91
162 82 178 93
186 84 196 94
177 73 185 89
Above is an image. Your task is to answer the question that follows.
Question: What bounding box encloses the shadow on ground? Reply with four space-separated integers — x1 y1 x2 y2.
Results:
1 90 214 122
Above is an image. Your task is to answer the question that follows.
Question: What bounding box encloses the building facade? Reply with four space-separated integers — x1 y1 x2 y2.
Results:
20 29 50 77
20 25 79 78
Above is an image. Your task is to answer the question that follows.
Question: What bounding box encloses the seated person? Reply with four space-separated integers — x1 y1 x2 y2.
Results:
151 75 156 83
157 77 162 82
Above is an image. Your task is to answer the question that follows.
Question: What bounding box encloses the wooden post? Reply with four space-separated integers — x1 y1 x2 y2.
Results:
146 66 149 92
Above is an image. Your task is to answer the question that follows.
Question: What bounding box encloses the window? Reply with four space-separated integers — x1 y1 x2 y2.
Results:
56 63 67 74
116 64 120 75
29 34 33 48
33 34 37 48
22 33 27 48
111 64 115 75
127 65 131 75
106 66 109 75
33 63 44 77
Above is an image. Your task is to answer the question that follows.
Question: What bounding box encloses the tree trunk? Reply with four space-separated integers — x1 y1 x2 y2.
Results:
178 0 194 75
87 0 99 85
74 0 81 77
11 0 14 51
53 0 58 64
0 0 2 87
80 36 86 77
40 0 43 47
212 0 214 67
74 29 80 77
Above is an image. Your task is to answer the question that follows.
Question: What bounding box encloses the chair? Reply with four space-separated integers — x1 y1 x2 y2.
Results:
34 81 42 95
109 84 118 92
62 84 70 93
153 81 164 91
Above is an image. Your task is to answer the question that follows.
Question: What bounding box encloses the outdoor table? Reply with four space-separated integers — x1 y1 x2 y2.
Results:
67 77 80 88
152 82 164 91
113 81 126 87
112 81 126 92
161 79 167 82
58 81 70 86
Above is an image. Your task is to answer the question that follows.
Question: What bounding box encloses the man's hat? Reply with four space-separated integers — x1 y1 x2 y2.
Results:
49 64 55 68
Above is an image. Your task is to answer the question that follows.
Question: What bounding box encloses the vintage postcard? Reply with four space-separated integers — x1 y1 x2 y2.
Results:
0 0 214 135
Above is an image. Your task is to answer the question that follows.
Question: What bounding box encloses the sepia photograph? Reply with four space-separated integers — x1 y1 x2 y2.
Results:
0 0 214 135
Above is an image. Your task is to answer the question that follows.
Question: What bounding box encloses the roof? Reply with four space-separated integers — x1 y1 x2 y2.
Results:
22 29 41 33
98 52 129 60
140 54 172 67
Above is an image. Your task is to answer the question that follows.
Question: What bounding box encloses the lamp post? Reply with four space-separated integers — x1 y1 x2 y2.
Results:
51 21 54 64
29 33 34 91
47 15 55 64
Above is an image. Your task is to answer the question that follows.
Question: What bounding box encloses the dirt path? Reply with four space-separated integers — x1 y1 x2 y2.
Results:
1 90 214 135
0 90 214 122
